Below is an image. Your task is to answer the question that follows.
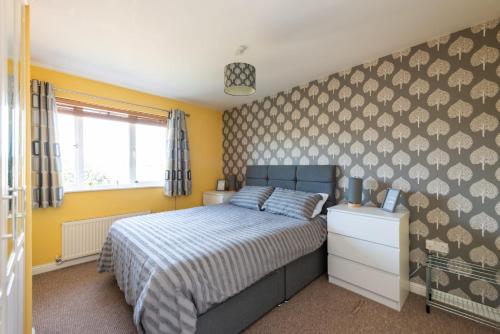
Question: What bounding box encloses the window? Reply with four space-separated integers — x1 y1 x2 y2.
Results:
57 99 167 191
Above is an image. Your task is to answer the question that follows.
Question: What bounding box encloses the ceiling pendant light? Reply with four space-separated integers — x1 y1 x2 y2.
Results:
224 45 256 96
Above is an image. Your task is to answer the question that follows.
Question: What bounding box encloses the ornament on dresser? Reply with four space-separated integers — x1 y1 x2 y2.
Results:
216 179 226 191
382 188 401 212
347 177 363 208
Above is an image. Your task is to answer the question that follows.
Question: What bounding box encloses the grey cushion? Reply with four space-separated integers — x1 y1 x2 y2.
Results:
296 165 336 213
230 186 274 210
262 188 323 219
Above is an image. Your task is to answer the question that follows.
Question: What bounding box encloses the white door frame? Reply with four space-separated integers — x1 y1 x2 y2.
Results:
0 1 27 333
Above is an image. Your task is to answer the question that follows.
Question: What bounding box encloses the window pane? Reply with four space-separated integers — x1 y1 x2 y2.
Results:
135 123 166 183
82 117 130 186
58 113 77 186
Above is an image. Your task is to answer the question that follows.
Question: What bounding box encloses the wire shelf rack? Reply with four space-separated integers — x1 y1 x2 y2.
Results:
426 254 500 330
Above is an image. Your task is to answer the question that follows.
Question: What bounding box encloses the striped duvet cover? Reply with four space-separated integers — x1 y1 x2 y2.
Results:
97 204 327 334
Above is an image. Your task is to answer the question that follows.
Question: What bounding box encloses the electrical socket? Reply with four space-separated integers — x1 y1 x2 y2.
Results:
426 239 449 254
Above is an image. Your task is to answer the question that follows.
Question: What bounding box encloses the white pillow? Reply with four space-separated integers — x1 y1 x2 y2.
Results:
311 193 329 218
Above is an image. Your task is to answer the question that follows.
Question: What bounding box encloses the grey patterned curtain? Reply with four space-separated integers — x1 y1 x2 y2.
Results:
164 110 192 197
31 80 64 208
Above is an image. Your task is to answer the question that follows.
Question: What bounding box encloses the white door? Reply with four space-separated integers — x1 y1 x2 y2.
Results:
0 0 27 333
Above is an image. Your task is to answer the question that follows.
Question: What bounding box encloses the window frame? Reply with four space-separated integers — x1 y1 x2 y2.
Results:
57 99 167 193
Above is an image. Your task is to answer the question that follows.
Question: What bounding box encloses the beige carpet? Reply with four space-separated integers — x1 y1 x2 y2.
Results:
33 261 496 334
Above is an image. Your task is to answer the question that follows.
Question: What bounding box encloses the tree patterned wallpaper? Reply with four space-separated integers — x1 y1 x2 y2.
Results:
222 18 500 306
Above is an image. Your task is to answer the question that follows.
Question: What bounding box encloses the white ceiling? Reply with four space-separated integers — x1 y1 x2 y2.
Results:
31 0 500 110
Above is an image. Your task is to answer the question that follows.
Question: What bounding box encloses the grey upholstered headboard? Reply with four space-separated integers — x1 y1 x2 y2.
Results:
245 165 337 212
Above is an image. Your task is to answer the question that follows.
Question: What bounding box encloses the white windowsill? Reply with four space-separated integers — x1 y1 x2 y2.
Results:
64 182 164 193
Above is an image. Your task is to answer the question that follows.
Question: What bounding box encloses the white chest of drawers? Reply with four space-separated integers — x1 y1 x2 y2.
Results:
327 204 410 311
203 191 235 205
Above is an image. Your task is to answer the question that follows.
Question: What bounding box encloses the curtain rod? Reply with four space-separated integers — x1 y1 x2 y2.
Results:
53 87 190 117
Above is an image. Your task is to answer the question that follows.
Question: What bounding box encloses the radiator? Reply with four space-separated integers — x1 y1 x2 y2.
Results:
61 211 150 261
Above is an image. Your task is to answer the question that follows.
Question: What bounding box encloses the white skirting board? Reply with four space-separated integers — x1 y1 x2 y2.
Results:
409 282 426 296
32 254 99 276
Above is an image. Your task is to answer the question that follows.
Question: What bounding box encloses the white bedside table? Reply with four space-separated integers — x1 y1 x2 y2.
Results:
203 191 235 205
327 204 410 311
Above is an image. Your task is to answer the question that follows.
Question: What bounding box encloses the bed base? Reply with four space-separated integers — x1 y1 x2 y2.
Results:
196 243 326 334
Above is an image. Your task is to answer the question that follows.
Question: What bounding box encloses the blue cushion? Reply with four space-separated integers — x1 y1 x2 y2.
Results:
262 188 323 219
230 186 274 211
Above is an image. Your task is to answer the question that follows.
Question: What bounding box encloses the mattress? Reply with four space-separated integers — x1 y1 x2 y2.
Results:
97 204 327 334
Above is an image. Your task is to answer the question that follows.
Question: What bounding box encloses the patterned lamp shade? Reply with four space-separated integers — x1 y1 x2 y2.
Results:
224 62 256 96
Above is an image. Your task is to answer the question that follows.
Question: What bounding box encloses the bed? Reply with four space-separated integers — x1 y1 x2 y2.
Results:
98 165 336 334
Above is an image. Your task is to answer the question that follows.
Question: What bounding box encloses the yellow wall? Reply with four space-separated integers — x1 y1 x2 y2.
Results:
31 66 223 267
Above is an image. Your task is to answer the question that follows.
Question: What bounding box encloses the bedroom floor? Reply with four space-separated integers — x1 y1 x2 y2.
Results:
33 262 496 334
